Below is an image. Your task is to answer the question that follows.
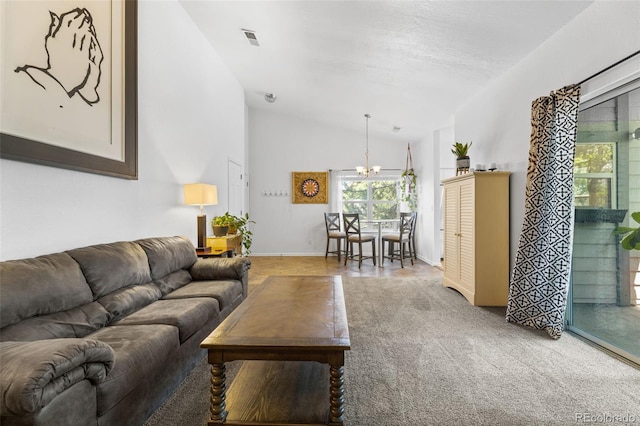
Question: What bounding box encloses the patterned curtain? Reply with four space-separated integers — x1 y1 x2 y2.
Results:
506 84 581 339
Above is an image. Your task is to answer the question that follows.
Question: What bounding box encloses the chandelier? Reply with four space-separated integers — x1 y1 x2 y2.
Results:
356 113 381 177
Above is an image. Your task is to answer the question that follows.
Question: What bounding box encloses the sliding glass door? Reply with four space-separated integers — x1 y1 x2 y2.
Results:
567 84 640 365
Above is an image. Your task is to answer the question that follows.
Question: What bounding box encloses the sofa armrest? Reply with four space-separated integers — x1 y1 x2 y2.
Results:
0 339 115 416
189 257 251 297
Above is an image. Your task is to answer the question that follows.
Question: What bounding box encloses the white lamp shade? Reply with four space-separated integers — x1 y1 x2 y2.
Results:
184 183 218 206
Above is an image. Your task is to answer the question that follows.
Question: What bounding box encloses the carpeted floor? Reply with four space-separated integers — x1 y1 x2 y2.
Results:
145 277 640 425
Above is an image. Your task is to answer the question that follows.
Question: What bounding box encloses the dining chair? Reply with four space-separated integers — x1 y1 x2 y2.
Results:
324 213 346 261
409 212 418 260
343 213 376 268
381 212 415 268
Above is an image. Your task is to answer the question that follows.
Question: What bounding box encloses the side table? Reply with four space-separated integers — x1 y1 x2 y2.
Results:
206 234 241 256
196 247 234 258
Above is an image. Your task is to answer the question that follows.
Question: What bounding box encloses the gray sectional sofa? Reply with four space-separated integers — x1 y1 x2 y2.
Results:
0 236 251 426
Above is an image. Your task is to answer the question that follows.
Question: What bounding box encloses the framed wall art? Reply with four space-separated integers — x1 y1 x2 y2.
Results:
292 171 329 204
0 0 138 179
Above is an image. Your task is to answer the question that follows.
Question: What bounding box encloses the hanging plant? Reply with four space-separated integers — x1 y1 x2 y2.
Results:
401 143 418 211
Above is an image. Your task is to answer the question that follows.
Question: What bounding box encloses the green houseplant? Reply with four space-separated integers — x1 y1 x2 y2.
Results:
451 141 472 173
451 141 472 158
211 213 232 236
211 212 255 256
615 211 640 250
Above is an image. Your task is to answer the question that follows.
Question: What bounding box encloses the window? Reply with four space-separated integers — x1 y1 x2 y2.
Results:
339 173 401 221
573 142 616 208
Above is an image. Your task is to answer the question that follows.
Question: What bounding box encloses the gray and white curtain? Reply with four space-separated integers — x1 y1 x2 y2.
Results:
506 84 581 339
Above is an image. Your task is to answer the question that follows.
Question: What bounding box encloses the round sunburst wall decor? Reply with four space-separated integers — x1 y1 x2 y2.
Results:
301 178 320 197
292 172 328 204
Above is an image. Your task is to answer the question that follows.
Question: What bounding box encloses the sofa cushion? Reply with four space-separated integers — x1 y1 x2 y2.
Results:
98 283 162 323
67 242 152 298
0 302 110 342
153 269 193 295
135 236 197 280
111 298 220 343
162 280 242 311
87 325 179 416
0 253 92 329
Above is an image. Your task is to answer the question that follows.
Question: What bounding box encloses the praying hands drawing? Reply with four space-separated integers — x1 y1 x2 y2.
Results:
15 8 104 106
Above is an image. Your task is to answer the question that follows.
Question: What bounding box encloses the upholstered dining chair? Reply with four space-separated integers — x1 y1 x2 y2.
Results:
343 213 376 268
324 213 346 261
381 212 415 268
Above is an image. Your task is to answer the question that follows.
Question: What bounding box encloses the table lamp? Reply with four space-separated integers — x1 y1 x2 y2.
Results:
184 183 218 250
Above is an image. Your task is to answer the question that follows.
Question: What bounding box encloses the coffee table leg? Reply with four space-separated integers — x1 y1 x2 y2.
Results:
209 363 228 424
329 364 345 424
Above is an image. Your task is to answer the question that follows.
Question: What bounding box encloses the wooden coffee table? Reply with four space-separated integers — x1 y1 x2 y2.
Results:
200 275 351 425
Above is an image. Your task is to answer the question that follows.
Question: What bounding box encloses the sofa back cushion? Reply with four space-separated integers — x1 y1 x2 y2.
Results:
67 242 152 298
0 301 110 341
98 283 162 322
135 236 197 280
0 253 93 329
152 269 193 295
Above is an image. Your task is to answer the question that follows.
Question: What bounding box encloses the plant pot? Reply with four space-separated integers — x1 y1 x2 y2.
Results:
212 225 228 237
456 156 470 168
456 156 470 173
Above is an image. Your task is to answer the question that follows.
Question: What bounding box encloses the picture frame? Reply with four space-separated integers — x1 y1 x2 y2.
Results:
0 0 138 179
292 171 329 204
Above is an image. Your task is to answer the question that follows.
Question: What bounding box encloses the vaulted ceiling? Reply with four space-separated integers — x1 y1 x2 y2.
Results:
180 1 593 142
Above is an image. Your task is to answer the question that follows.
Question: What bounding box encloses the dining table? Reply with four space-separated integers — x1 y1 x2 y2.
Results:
361 219 399 266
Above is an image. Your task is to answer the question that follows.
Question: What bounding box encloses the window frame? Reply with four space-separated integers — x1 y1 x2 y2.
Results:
337 171 402 222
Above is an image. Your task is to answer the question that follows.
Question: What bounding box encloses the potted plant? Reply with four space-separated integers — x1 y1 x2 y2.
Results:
211 213 232 236
211 212 255 256
401 143 418 211
451 141 472 173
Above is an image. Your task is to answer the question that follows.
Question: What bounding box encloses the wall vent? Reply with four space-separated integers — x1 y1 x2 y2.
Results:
242 29 260 47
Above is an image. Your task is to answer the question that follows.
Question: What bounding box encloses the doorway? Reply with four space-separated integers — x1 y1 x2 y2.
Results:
228 159 244 216
567 84 640 365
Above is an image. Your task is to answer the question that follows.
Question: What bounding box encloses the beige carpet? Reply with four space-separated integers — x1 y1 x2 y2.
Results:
145 277 640 425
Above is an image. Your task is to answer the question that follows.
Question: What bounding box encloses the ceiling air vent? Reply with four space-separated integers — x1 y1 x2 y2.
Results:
242 29 260 47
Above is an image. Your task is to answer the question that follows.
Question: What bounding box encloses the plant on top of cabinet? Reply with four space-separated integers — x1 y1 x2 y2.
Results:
452 141 472 175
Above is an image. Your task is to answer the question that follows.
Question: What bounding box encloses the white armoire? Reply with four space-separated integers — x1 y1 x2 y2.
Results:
442 171 511 306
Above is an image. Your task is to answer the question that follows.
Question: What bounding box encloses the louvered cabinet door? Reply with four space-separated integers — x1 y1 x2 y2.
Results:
441 172 511 306
443 182 460 285
458 179 475 294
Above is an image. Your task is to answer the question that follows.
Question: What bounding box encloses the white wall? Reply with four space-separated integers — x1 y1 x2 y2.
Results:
248 108 408 255
0 0 246 260
454 1 640 267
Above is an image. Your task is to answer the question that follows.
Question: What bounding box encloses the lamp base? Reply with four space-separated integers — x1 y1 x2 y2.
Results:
197 215 207 250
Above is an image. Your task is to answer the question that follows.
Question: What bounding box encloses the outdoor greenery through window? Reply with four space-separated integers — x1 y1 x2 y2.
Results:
341 178 400 221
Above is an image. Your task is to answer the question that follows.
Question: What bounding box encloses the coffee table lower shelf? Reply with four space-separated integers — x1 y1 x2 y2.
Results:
219 360 334 426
